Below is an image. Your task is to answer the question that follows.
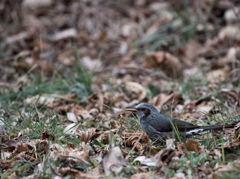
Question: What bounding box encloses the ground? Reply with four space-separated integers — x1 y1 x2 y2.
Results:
1 0 240 178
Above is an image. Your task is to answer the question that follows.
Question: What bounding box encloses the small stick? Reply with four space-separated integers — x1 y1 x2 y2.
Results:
125 133 143 160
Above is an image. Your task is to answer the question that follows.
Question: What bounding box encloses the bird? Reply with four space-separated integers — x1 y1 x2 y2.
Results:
125 103 235 143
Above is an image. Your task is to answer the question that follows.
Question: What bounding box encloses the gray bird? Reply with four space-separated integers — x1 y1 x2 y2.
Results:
126 103 235 142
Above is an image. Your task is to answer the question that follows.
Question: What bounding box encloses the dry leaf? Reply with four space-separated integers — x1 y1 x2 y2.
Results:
4 32 30 45
149 93 182 111
87 93 104 112
24 95 56 105
40 130 55 141
206 66 230 83
174 172 187 179
155 148 176 165
184 40 202 63
166 139 175 149
135 148 176 166
224 8 239 23
125 82 147 101
23 0 52 12
197 101 214 114
121 131 149 151
75 128 97 143
130 172 157 179
186 140 201 153
144 146 162 157
103 147 127 176
81 56 102 71
218 25 240 41
67 112 78 123
145 51 182 77
48 103 91 119
133 156 158 166
1 152 11 160
63 123 80 134
11 142 29 158
50 28 77 41
213 159 240 177
219 89 240 106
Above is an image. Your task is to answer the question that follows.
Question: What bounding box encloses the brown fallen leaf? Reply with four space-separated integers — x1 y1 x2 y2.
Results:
11 142 29 159
206 66 230 83
197 101 214 114
103 147 127 176
96 130 118 145
87 93 104 112
213 159 240 177
219 89 240 106
144 146 162 157
125 82 147 101
121 131 149 151
130 172 157 179
75 128 97 143
186 139 201 153
134 148 176 166
149 93 183 112
155 148 176 166
13 47 55 76
40 130 55 141
145 51 182 78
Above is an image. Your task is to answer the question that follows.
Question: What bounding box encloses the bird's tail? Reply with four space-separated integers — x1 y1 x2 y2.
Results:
185 124 235 136
200 124 235 131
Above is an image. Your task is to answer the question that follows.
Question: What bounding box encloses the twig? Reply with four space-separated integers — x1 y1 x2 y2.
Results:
125 133 143 160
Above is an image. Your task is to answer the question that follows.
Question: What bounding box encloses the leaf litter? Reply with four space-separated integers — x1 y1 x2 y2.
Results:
1 0 240 178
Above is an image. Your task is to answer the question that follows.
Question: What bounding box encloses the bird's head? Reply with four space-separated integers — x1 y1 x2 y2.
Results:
125 103 158 120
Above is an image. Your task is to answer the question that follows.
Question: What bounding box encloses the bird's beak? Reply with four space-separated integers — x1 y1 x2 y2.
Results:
125 106 138 112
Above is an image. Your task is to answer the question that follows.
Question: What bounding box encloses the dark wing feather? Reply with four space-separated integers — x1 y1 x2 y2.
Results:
148 113 199 132
172 118 200 131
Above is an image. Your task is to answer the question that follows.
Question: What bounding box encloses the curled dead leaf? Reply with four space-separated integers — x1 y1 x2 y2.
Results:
11 142 29 158
120 131 149 151
155 148 176 165
75 128 97 143
97 130 118 144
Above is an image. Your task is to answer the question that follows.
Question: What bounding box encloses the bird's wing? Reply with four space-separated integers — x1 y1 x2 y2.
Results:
148 113 173 132
149 114 199 132
172 118 200 131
